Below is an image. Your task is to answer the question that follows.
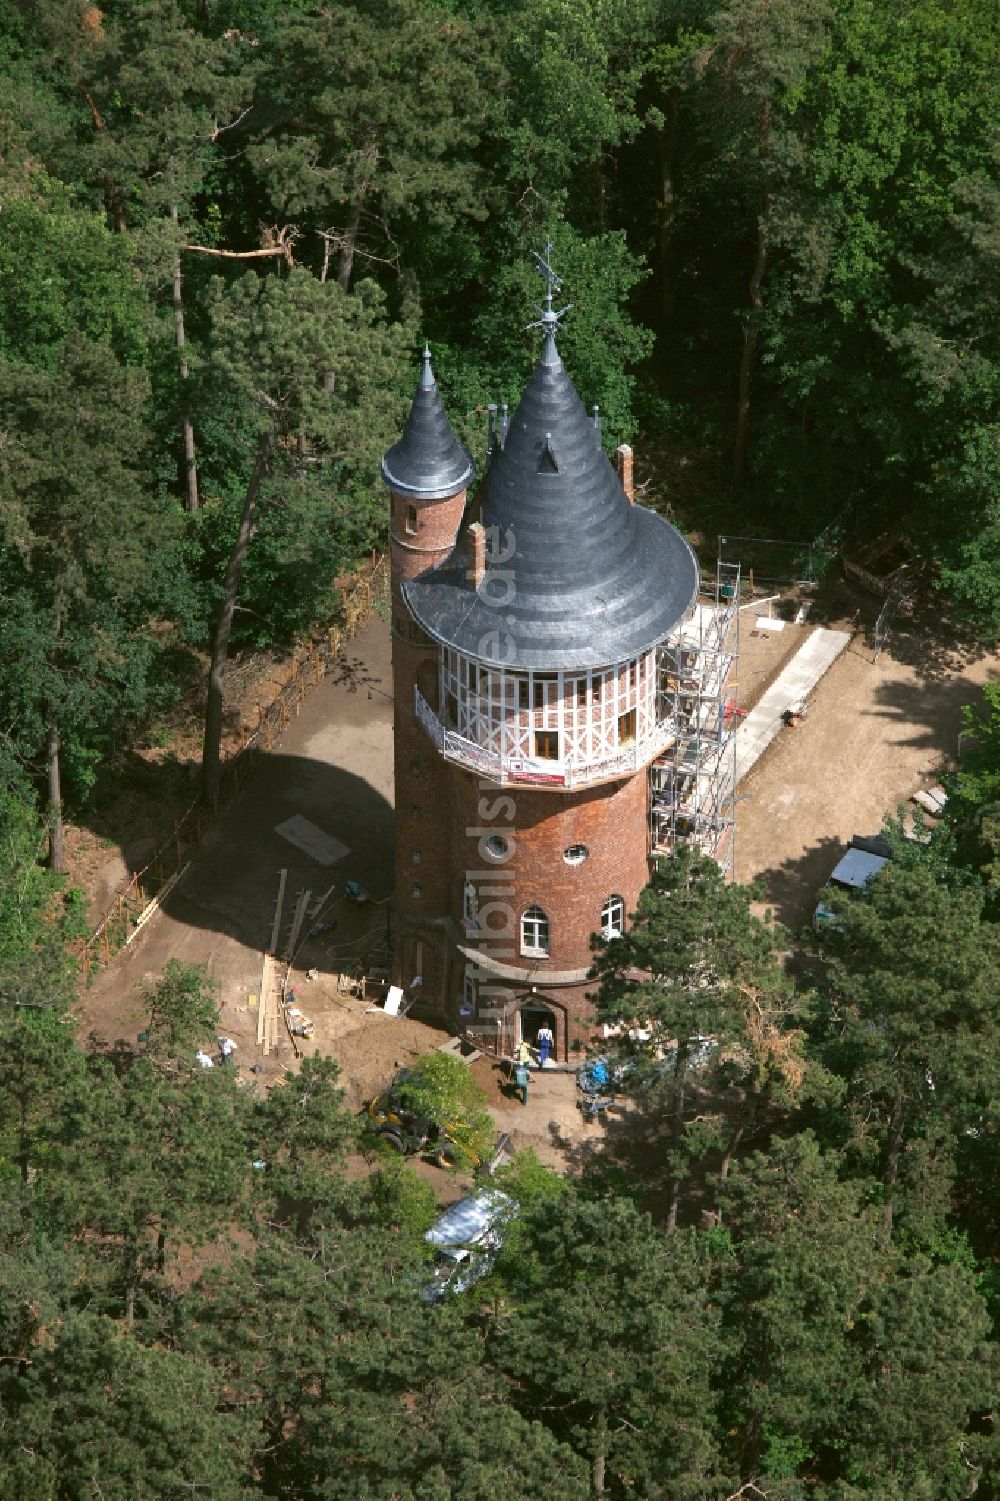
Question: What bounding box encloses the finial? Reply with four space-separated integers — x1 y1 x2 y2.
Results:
419 342 434 390
527 242 572 365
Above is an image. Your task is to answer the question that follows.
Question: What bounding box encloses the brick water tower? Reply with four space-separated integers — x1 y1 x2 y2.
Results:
382 274 702 1060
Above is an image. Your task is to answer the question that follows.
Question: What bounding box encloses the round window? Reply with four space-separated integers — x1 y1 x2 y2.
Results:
484 835 509 861
563 844 589 866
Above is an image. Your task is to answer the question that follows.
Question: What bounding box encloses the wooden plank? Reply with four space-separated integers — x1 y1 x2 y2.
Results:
257 953 271 1048
308 884 336 920
284 890 310 961
124 863 190 945
269 868 287 957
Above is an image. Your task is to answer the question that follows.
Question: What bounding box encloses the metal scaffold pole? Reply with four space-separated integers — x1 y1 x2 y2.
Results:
649 561 741 876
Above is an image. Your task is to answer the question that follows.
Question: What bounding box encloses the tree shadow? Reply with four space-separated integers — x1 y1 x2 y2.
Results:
751 833 847 932
545 1084 738 1230
874 595 995 686
859 668 999 759
328 648 393 704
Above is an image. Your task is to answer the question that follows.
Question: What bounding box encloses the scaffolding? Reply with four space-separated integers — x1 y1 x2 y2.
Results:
650 561 741 874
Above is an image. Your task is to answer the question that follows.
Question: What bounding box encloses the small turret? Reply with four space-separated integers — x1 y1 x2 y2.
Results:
381 346 474 501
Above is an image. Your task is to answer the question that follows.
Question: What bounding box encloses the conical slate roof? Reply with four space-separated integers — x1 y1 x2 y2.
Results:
404 334 699 671
381 348 474 500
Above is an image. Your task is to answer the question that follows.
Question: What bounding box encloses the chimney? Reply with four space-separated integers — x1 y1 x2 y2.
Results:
467 521 486 591
616 443 634 503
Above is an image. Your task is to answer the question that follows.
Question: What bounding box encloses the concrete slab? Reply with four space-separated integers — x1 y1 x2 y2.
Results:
734 626 850 785
274 815 351 866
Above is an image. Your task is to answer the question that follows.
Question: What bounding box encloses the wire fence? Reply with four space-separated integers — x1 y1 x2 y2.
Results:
716 533 820 589
82 555 388 972
870 586 903 663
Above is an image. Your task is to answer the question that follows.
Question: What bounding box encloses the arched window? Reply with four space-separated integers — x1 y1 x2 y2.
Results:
521 906 550 957
601 895 625 940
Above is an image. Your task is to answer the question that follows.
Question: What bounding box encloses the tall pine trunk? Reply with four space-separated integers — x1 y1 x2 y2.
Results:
881 1087 907 1242
337 200 362 291
666 1042 690 1231
657 95 680 321
594 141 607 230
733 99 772 489
732 189 769 489
47 723 67 874
202 431 274 805
592 1409 607 1499
170 205 199 511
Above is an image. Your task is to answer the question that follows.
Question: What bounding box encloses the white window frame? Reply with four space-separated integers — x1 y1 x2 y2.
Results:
521 905 550 957
601 895 625 941
463 881 478 928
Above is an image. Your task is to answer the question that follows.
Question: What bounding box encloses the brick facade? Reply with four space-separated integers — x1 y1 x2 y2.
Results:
388 482 467 1013
381 342 693 1060
447 767 649 1057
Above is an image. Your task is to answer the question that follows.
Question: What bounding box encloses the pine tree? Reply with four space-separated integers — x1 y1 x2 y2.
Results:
0 337 181 866
499 1195 722 1498
590 847 776 1226
816 860 1000 1241
246 0 495 289
198 266 413 801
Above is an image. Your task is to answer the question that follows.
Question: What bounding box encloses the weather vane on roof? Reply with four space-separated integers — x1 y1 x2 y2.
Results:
527 240 572 341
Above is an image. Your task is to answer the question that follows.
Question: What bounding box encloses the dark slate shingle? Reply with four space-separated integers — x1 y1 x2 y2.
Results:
381 349 474 501
403 338 699 671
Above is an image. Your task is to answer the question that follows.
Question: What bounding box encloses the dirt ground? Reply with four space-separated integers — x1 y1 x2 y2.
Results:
79 616 395 1071
77 590 999 1182
733 596 999 928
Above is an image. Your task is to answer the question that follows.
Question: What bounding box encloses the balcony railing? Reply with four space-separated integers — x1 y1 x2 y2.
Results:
414 685 444 749
414 686 676 788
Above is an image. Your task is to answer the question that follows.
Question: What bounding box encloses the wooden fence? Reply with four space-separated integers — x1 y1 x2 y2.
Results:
83 556 388 971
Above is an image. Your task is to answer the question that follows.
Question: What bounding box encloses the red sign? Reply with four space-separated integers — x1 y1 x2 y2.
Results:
510 768 565 786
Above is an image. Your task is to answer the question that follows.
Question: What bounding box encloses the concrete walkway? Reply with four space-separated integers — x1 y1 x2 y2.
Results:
734 626 851 785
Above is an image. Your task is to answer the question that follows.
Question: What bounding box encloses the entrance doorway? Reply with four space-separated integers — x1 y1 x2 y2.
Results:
518 1001 557 1054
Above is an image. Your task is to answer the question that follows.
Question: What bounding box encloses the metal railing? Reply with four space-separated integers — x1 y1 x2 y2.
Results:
414 686 676 787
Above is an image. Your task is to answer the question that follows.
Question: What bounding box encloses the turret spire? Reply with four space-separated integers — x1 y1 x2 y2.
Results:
528 241 572 367
381 347 474 500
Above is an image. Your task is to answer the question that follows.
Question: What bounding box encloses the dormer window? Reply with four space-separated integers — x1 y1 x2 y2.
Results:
538 432 559 473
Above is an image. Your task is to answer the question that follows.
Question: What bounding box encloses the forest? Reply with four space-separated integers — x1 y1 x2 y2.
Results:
0 0 997 1497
